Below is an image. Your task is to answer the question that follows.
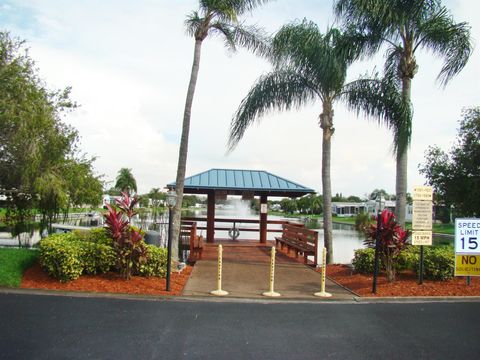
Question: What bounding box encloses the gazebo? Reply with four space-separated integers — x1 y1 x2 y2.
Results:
168 168 314 243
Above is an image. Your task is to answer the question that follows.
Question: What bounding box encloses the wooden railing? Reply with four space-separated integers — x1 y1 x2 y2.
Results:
181 217 303 238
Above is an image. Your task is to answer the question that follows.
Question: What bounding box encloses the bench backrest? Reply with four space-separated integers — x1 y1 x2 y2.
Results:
282 223 318 248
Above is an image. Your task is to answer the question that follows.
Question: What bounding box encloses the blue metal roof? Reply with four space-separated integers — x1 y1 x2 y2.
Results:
168 169 314 197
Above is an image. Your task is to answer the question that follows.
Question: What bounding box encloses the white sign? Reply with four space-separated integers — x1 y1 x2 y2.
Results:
455 218 480 254
412 186 433 201
412 231 432 246
260 203 268 214
412 200 432 230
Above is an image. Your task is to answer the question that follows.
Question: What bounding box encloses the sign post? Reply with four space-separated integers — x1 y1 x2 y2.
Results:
412 186 433 285
454 219 480 281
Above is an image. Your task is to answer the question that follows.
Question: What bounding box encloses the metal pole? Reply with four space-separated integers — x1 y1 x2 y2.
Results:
467 276 471 286
166 206 173 291
372 211 381 294
418 245 424 285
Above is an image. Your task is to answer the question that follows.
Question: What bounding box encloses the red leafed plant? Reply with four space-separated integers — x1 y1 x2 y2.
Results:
365 209 410 282
103 193 146 279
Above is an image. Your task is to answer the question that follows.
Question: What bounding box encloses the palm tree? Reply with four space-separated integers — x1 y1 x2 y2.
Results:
334 0 473 226
115 168 137 195
228 20 405 263
171 0 271 259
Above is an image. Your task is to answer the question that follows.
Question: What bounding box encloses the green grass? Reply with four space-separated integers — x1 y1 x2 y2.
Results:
332 216 356 225
0 248 39 287
332 216 454 235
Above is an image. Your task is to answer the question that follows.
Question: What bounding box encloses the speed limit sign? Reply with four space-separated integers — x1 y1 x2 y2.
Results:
455 219 480 276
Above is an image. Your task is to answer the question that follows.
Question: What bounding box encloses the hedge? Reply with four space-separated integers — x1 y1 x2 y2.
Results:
352 246 454 281
39 230 168 282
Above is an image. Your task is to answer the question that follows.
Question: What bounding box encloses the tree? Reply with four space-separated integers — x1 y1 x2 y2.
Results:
228 21 403 263
0 32 90 230
280 198 297 214
368 189 391 201
171 0 271 260
115 168 137 195
148 188 165 221
334 0 473 226
419 107 480 217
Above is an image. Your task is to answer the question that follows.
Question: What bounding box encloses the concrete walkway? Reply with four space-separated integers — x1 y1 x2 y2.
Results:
183 245 355 300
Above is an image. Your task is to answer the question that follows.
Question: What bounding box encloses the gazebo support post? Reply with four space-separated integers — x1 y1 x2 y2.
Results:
260 194 268 244
207 191 215 243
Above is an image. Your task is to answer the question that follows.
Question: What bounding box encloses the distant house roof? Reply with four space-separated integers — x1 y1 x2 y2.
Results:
168 168 314 198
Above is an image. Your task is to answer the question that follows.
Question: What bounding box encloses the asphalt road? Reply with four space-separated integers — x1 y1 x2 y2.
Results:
1 293 479 359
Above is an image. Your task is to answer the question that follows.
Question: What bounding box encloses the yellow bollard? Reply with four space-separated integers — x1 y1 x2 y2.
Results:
262 246 281 297
314 247 332 298
210 244 229 296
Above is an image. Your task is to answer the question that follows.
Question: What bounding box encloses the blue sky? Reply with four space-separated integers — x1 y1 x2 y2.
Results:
1 0 479 197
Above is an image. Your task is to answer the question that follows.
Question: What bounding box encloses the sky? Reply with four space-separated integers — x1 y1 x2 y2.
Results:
1 0 479 198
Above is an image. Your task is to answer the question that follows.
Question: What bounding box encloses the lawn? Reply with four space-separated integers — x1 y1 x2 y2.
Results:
0 248 38 287
332 216 454 235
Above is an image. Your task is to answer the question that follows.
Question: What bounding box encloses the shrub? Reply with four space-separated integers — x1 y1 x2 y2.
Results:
355 212 372 232
39 232 116 281
364 209 409 282
77 241 115 275
73 228 112 246
395 246 419 272
352 248 377 274
415 246 454 281
138 245 168 277
39 235 84 282
104 193 148 279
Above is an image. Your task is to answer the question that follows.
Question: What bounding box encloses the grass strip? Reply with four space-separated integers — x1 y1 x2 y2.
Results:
0 248 38 287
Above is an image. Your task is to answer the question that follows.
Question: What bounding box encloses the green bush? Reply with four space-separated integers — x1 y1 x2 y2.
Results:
39 235 84 282
39 232 115 281
415 246 454 280
73 227 112 246
138 245 168 277
352 248 377 273
77 241 115 275
395 246 419 272
352 246 418 274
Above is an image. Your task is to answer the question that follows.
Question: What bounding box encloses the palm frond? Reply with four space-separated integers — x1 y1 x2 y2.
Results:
414 6 472 85
228 68 319 150
185 11 204 38
200 0 272 20
270 21 348 96
211 22 270 55
341 74 412 153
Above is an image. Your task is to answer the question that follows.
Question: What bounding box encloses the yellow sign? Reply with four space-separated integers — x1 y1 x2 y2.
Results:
412 231 432 246
413 200 432 230
413 186 433 201
455 255 480 276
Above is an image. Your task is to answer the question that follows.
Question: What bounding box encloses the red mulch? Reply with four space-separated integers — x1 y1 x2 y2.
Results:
326 264 480 297
20 262 192 296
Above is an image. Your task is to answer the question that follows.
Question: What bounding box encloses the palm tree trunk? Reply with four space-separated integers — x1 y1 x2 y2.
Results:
395 76 412 226
171 39 203 261
320 101 334 264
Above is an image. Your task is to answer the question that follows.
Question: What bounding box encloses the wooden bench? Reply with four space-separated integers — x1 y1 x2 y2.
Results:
180 221 203 263
275 223 318 266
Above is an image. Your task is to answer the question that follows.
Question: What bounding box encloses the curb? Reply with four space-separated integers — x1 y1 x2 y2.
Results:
2 287 480 304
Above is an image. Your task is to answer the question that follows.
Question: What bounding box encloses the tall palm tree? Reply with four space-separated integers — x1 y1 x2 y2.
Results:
228 20 405 263
171 0 271 259
334 0 473 226
115 168 137 195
